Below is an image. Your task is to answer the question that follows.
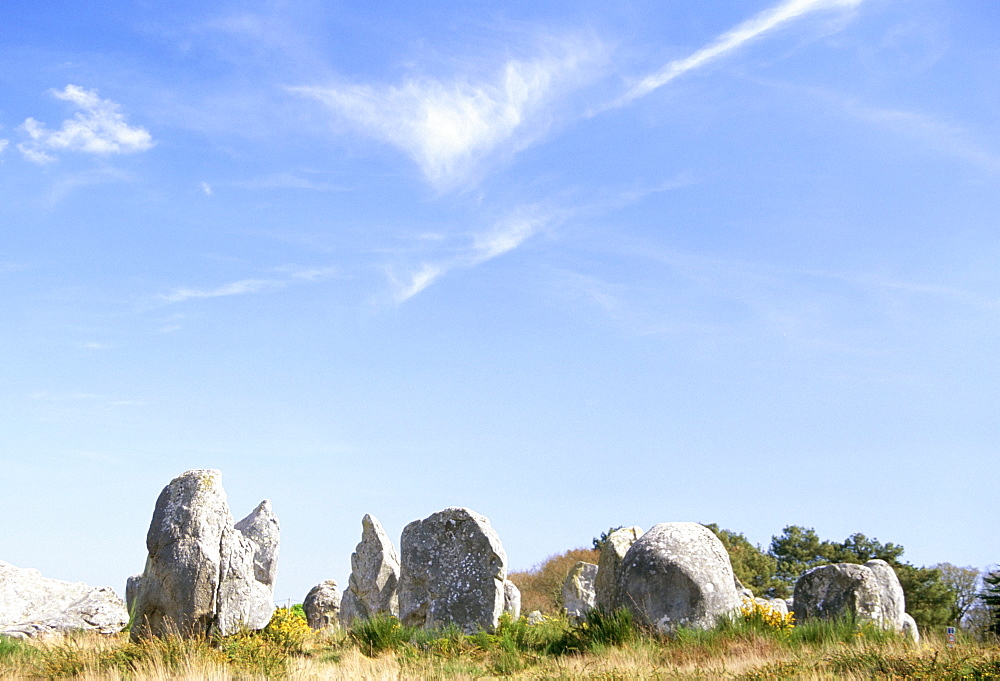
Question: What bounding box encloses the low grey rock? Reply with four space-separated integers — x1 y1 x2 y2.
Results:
0 561 128 638
504 579 521 620
792 563 882 624
526 610 544 625
397 507 508 633
594 526 643 612
618 522 740 632
562 562 598 623
338 514 399 627
304 580 341 630
901 612 920 643
130 469 277 638
865 559 905 631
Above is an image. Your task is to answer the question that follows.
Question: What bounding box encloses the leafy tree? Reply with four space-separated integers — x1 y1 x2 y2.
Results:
703 524 785 598
980 569 1000 635
827 533 904 564
895 563 954 628
769 525 834 591
933 563 982 626
592 526 625 552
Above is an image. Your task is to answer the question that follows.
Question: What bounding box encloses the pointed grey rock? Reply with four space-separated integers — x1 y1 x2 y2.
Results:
504 579 521 620
338 514 399 627
562 562 598 623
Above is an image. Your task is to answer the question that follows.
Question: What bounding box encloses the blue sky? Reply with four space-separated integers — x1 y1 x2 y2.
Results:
2 0 999 603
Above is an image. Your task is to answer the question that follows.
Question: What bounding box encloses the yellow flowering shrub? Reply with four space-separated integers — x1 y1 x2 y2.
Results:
262 605 313 653
737 599 795 634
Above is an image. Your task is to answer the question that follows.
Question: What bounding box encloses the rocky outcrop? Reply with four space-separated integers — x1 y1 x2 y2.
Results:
792 563 882 624
397 507 508 633
129 469 278 638
504 579 521 620
338 514 400 627
594 526 643 611
0 561 128 639
304 580 341 630
617 522 740 632
562 562 598 623
865 559 905 630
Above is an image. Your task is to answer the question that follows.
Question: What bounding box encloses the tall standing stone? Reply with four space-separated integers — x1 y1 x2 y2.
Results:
594 526 643 612
503 579 521 620
865 559 905 630
618 522 740 632
338 514 400 627
130 469 277 638
397 507 508 633
562 562 598 623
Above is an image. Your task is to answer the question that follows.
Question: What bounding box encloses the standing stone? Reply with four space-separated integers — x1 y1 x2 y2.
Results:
792 563 882 625
125 574 142 614
562 562 598 623
338 514 400 627
304 580 341 630
865 559 905 630
618 522 740 632
901 612 920 643
504 579 521 620
0 561 129 638
234 501 280 588
130 469 277 638
397 507 508 633
594 526 643 612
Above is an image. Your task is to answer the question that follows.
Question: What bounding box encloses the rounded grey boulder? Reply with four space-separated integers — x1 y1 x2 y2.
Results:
617 522 740 632
304 580 341 630
792 563 882 624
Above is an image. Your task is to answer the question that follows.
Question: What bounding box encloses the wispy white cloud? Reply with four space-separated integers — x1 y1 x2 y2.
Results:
234 172 349 193
159 265 337 304
0 139 8 154
841 102 1000 172
393 207 561 302
200 181 213 196
293 36 604 189
18 85 154 163
160 278 284 303
616 0 864 106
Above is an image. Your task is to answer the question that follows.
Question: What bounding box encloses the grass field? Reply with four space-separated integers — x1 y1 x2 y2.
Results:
2 604 998 679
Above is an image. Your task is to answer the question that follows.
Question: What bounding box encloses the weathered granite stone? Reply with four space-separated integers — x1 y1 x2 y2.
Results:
125 574 142 614
617 522 741 632
397 507 508 633
504 579 521 620
338 514 399 627
562 562 598 623
792 563 882 624
595 526 643 612
766 598 789 616
304 580 341 630
901 612 920 643
0 561 128 638
234 500 280 588
865 559 905 630
526 610 544 625
130 469 277 638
